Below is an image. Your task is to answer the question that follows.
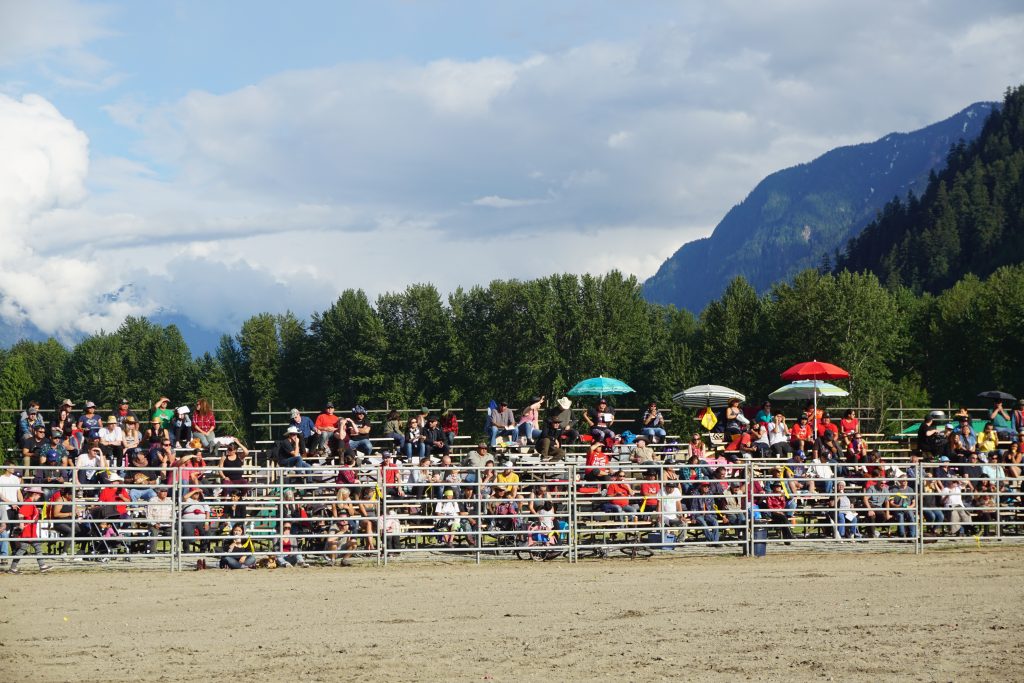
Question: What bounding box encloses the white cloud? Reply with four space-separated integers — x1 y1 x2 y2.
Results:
0 92 155 338
2 1 1024 345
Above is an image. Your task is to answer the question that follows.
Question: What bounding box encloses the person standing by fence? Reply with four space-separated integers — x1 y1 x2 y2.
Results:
6 488 52 574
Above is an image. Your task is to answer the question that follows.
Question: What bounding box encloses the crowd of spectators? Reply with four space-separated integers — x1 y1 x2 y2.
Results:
2 395 1022 572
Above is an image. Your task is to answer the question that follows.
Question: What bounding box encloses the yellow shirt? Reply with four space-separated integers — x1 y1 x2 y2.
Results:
496 471 520 493
977 431 999 453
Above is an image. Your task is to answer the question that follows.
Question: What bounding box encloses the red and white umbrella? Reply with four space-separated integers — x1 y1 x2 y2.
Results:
779 360 849 435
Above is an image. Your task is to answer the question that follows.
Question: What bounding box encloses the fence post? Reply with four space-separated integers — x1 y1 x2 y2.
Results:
569 464 577 563
379 474 387 567
915 465 923 555
475 468 482 565
174 476 182 572
745 461 753 558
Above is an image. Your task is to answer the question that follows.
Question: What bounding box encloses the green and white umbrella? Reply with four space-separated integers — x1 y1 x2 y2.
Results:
769 380 849 401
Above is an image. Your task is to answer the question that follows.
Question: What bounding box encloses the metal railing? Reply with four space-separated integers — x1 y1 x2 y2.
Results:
2 460 1021 571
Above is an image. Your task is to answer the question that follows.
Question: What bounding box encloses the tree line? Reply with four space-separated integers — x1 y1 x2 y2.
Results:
3 263 1022 454
837 84 1024 292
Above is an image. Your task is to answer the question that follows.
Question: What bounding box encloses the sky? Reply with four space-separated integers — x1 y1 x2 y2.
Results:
1 0 1023 344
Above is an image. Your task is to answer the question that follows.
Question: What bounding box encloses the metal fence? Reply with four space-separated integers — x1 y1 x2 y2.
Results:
2 461 1022 571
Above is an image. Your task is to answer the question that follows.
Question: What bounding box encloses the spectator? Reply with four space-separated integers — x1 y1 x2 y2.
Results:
1013 400 1024 439
941 479 971 537
834 481 860 539
17 405 45 443
916 413 940 457
422 415 450 458
145 418 169 449
314 403 341 451
496 462 520 497
723 398 745 437
76 445 109 490
434 489 464 547
536 416 565 462
661 481 686 535
19 424 47 471
403 417 426 461
276 521 310 568
276 427 314 470
754 401 773 428
192 399 217 456
889 477 916 539
346 406 373 455
720 481 745 540
5 487 52 574
584 443 611 482
553 397 580 444
952 422 977 459
584 398 616 445
122 418 142 462
441 409 459 448
486 400 518 448
170 407 193 447
98 416 126 465
326 515 357 567
151 397 174 431
764 482 794 542
750 423 771 458
147 488 174 553
48 488 75 555
219 439 250 496
840 410 860 437
603 470 638 517
808 451 835 495
110 399 135 428
0 464 23 560
687 433 705 460
631 435 656 463
641 401 667 443
50 403 75 443
990 400 1014 441
517 395 544 445
638 469 661 516
287 408 317 451
766 414 793 457
1004 441 1022 480
861 479 891 538
976 422 999 459
789 415 813 457
688 481 719 544
383 410 405 452
220 523 257 570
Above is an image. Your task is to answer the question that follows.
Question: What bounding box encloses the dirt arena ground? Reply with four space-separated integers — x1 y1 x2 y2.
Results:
1 547 1022 682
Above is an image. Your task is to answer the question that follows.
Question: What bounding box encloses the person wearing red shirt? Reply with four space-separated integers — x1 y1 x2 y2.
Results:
192 398 217 456
584 443 611 481
817 414 840 439
764 482 794 542
603 470 637 516
789 415 813 456
98 474 131 519
839 410 859 436
380 453 405 498
639 471 661 513
7 488 51 574
314 403 342 451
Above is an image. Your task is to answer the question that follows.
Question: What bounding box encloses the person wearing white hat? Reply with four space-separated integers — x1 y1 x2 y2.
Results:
98 415 126 465
170 406 193 448
275 427 313 470
553 397 580 444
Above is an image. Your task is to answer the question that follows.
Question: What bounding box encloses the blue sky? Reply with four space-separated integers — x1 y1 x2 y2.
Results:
1 0 1022 343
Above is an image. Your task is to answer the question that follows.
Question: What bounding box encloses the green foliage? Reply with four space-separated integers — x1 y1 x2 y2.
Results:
839 84 1024 290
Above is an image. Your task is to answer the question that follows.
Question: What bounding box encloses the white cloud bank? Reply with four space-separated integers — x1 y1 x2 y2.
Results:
2 1 1024 343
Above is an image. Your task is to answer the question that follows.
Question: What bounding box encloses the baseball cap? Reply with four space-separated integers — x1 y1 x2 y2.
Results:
85 401 96 409
290 409 300 418
325 402 335 409
28 406 38 414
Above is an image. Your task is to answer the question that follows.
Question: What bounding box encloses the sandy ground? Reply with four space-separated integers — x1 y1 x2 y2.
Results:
1 548 1022 682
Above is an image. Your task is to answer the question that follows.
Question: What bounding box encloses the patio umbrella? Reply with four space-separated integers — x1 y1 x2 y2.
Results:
768 380 849 401
566 376 635 398
779 360 849 435
672 384 745 408
977 390 1016 402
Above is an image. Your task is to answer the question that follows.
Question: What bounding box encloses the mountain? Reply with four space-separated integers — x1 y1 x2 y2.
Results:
836 85 1024 290
643 101 997 312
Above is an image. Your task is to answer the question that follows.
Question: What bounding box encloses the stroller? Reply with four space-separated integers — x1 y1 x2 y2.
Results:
79 508 132 558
